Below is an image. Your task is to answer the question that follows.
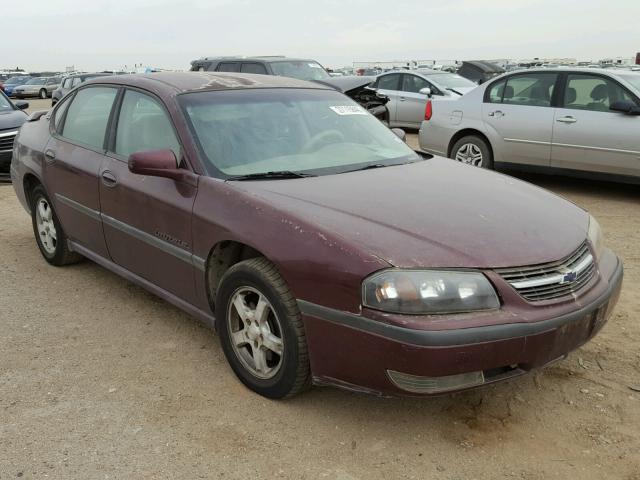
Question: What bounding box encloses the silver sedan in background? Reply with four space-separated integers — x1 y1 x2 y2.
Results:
371 69 477 128
13 76 61 99
418 68 640 183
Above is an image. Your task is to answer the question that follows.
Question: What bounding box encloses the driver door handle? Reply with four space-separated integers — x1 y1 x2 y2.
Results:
399 96 406 101
556 116 577 124
101 170 117 187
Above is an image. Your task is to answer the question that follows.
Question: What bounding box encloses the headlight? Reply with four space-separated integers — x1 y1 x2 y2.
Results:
362 270 500 314
588 214 605 259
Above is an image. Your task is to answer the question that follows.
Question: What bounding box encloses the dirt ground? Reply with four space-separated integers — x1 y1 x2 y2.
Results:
1 101 639 479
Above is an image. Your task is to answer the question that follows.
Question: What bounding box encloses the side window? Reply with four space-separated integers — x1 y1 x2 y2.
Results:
486 79 506 103
241 63 268 74
62 78 72 89
216 62 241 72
61 87 118 150
114 90 181 160
376 73 401 91
502 73 558 107
401 74 430 94
563 74 637 112
53 95 72 132
72 77 83 88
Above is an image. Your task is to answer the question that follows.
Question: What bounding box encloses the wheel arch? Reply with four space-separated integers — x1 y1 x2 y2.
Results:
22 173 42 211
447 128 494 160
204 240 268 313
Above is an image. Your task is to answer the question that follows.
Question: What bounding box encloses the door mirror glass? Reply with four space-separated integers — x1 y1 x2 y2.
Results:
419 87 432 97
609 100 640 115
128 149 183 180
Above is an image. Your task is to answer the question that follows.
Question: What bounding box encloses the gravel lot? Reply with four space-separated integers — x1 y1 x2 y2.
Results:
1 98 639 479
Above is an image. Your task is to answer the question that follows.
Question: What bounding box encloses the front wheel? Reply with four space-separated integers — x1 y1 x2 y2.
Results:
39 89 47 99
30 185 83 266
451 135 493 169
216 257 310 399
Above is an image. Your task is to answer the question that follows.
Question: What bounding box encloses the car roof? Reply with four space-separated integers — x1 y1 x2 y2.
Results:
193 56 318 64
502 67 634 76
83 71 331 95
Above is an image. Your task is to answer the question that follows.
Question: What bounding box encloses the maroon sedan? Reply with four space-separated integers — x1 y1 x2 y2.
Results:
11 72 623 398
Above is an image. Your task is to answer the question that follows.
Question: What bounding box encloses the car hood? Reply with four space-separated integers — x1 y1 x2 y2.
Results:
314 75 375 95
0 109 28 129
234 157 588 269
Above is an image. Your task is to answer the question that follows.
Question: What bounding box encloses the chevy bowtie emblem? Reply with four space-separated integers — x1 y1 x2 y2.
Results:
560 271 578 284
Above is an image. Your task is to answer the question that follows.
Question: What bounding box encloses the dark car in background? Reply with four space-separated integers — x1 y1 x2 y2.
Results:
190 56 389 122
11 72 622 399
0 90 28 174
458 60 505 84
2 76 32 97
51 73 111 106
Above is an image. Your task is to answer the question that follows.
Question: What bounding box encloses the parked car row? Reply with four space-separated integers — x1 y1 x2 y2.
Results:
0 90 28 174
13 76 61 99
9 71 624 400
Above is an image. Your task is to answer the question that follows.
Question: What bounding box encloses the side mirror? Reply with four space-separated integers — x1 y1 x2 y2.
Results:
609 100 640 115
128 149 183 180
14 100 29 110
391 128 406 142
419 87 432 97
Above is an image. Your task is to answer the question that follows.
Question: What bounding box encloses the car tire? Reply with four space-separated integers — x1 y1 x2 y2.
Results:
30 185 83 266
39 89 47 99
216 257 310 399
451 135 493 169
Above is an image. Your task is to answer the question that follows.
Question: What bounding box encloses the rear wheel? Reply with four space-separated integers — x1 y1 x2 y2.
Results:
30 185 82 266
451 135 493 169
216 257 310 399
39 89 47 99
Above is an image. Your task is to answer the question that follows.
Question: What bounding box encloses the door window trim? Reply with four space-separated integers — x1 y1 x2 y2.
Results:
556 71 640 110
50 84 121 154
105 86 191 172
483 72 562 107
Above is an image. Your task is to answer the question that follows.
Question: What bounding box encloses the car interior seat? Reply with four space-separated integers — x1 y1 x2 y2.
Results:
587 83 609 111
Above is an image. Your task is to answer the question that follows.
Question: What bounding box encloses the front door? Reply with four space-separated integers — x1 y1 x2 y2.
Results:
397 73 432 127
99 88 199 303
481 72 559 166
551 73 640 177
373 73 401 126
46 86 119 258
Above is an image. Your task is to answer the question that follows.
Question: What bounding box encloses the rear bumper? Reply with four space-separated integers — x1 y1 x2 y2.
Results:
300 256 623 396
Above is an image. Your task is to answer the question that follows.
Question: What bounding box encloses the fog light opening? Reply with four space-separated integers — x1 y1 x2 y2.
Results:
387 369 485 394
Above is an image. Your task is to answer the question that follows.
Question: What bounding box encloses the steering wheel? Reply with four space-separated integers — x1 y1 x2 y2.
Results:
301 130 345 153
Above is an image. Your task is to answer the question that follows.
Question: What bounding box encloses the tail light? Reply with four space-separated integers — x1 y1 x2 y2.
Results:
424 100 433 121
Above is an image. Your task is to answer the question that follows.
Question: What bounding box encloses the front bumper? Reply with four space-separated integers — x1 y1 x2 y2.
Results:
300 254 623 396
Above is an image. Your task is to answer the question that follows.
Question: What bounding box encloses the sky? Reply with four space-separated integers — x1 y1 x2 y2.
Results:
4 0 639 72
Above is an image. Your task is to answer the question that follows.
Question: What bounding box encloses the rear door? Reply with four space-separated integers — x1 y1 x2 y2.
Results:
99 88 199 303
46 86 118 258
372 73 401 125
481 72 559 166
551 72 640 177
397 73 433 127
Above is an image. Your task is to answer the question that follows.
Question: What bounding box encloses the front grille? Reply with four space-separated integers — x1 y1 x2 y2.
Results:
0 130 18 152
496 242 595 301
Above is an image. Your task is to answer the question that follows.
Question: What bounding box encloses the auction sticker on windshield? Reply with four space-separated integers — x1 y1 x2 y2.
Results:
329 105 367 115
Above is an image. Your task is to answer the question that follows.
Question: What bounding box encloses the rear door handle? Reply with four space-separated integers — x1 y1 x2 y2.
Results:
488 110 504 117
44 149 56 162
556 116 577 124
399 96 406 101
101 170 117 187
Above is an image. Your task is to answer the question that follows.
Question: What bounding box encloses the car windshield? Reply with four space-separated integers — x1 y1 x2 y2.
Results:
270 61 331 81
180 88 421 178
6 76 29 85
618 74 640 92
25 77 45 85
427 73 477 89
0 93 12 110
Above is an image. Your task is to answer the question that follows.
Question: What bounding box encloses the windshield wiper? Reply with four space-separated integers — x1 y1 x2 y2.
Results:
225 170 316 181
446 87 463 95
340 162 407 174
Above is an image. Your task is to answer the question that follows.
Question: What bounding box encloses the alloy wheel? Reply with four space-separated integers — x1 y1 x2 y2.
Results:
35 198 57 254
455 143 483 166
227 286 284 379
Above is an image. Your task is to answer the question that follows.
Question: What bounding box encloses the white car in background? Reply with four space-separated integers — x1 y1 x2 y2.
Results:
371 69 477 128
419 68 640 183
